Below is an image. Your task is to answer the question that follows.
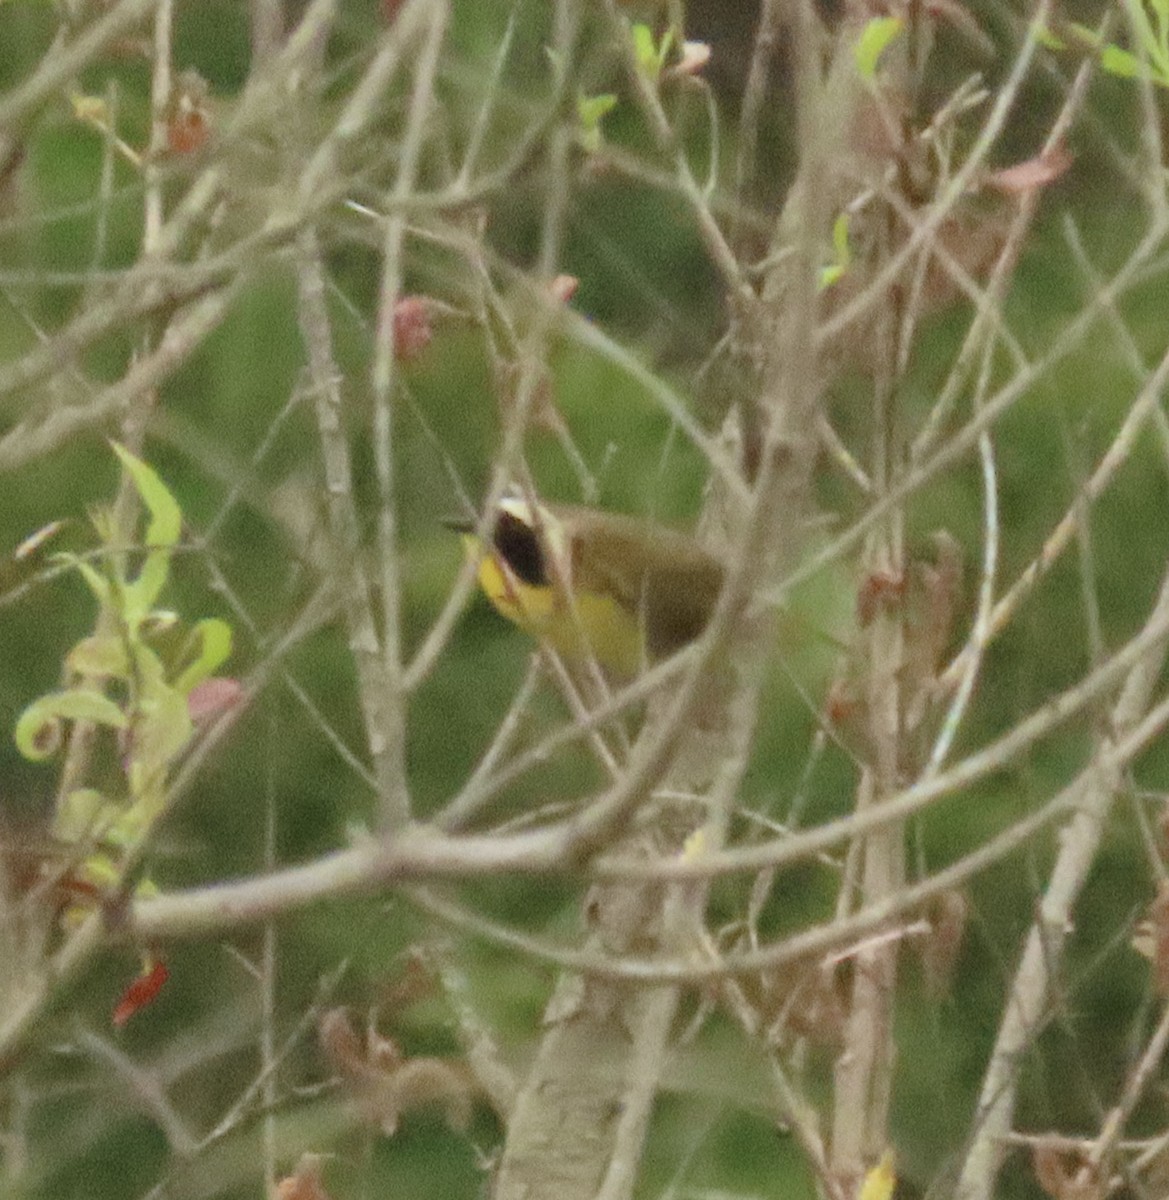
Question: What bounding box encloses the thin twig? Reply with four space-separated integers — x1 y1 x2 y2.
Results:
955 566 1169 1200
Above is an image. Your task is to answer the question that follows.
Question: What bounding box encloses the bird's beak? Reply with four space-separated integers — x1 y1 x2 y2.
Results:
440 514 476 534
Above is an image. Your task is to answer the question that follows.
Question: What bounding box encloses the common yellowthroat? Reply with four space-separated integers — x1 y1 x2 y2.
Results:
448 493 725 678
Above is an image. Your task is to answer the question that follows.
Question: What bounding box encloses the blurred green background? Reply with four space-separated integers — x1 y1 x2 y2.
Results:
2 1 1169 1198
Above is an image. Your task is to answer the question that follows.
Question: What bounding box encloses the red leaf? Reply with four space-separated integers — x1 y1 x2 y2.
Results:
113 958 169 1027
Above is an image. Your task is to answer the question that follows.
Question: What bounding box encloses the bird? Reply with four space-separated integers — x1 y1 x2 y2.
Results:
447 491 726 678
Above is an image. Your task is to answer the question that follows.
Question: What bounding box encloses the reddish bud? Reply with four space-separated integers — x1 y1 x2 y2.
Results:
665 40 711 79
165 72 212 156
187 677 244 724
825 680 859 726
392 296 433 361
548 274 579 303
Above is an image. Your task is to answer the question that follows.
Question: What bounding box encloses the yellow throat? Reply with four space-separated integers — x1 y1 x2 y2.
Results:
455 495 724 678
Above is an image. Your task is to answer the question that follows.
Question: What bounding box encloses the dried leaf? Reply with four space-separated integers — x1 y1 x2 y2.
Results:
318 1008 367 1074
760 962 848 1047
1034 1142 1069 1199
1032 1139 1104 1200
379 953 439 1012
914 531 964 677
987 144 1073 194
319 1008 476 1136
856 569 907 627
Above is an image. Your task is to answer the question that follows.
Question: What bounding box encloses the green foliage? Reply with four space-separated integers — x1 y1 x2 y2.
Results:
854 16 904 81
14 688 127 761
576 91 618 153
819 212 853 290
630 21 674 85
13 444 233 895
1064 0 1169 88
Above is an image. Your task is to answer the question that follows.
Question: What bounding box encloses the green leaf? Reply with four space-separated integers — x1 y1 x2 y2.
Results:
15 689 128 761
832 212 851 263
632 22 656 70
631 21 673 82
134 876 160 900
67 635 130 678
578 93 618 126
174 618 233 694
107 804 148 848
1100 42 1151 78
819 212 853 290
854 16 903 80
137 681 193 770
1116 0 1169 75
127 645 193 799
109 445 183 625
134 640 170 693
1120 0 1158 50
122 550 170 626
577 92 618 152
78 851 121 889
110 443 182 550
